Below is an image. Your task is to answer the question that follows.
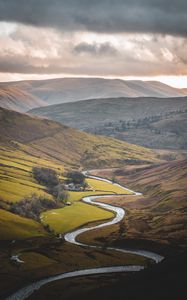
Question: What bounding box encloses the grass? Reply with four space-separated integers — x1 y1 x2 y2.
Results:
86 178 131 194
41 178 133 234
41 202 114 234
0 146 64 202
0 209 48 240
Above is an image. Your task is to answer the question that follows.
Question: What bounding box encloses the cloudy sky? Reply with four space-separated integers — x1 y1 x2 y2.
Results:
0 0 187 87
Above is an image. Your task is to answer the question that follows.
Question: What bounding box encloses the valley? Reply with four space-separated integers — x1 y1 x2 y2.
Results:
0 1 187 299
0 82 186 300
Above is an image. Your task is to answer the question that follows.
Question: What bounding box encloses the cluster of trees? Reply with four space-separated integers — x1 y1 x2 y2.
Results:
11 168 87 223
33 166 70 204
33 167 59 187
92 109 187 135
10 194 58 221
66 171 85 185
50 184 69 203
65 171 87 190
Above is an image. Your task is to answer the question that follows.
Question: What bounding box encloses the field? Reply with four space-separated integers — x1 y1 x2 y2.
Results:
0 146 64 239
0 142 133 239
0 147 64 203
0 209 47 240
41 178 132 234
41 202 113 234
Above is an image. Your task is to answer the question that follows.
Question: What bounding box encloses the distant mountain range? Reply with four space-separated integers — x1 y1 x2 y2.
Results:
29 96 187 150
0 78 186 112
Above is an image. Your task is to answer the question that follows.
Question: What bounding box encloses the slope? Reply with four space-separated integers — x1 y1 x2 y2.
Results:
0 107 160 239
89 159 187 246
0 86 46 112
0 106 159 170
29 96 187 150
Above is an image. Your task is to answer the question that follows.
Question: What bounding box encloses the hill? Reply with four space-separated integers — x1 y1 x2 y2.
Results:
86 159 187 247
0 106 160 204
0 107 159 168
0 78 186 112
29 96 187 150
0 86 46 112
0 107 161 240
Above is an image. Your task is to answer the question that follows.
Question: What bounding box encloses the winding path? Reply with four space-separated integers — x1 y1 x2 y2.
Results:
5 173 164 300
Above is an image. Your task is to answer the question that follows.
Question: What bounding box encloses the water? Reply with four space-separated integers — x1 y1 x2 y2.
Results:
5 173 164 300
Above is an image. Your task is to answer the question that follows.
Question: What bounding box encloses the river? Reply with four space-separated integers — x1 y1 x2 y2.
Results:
5 172 164 300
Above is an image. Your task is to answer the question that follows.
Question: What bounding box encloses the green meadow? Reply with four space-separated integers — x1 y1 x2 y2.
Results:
0 145 132 240
41 177 132 234
0 147 64 202
0 209 47 240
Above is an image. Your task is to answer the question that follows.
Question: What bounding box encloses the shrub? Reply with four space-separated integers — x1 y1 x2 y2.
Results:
66 171 85 185
49 184 69 204
10 194 58 221
33 167 59 187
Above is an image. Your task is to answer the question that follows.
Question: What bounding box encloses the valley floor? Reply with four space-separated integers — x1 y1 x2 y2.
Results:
0 162 186 300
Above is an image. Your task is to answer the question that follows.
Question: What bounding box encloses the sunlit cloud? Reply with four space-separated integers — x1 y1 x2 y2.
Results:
0 0 186 87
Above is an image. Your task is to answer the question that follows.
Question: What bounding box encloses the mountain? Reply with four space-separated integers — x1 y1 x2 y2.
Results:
0 107 159 170
0 85 46 112
0 78 186 112
29 96 187 150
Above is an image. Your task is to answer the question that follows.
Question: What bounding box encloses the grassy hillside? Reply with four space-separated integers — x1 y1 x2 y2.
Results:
29 96 187 150
88 159 187 247
0 107 159 240
0 107 159 170
0 209 48 240
0 86 46 112
0 146 63 202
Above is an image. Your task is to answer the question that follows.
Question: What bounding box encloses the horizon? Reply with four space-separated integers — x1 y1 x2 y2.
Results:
0 1 186 89
0 75 187 89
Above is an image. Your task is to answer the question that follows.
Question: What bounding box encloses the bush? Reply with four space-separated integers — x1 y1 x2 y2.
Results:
33 167 59 187
66 171 85 185
10 194 58 221
49 184 69 204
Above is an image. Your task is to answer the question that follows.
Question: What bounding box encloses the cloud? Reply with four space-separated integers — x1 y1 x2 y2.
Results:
73 42 117 56
0 0 186 37
0 22 186 78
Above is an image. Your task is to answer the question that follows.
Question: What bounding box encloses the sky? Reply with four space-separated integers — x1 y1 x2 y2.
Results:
0 0 186 88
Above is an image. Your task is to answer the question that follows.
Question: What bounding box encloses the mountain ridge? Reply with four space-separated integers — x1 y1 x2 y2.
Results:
0 77 186 112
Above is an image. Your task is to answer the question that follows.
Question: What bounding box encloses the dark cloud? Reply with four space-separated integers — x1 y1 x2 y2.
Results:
0 47 186 77
0 0 186 37
73 42 117 55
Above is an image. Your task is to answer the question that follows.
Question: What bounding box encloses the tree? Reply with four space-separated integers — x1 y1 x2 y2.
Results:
56 185 69 204
66 171 85 185
33 167 59 187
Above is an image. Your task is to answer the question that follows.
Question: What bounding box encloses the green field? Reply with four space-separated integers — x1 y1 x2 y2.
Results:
0 147 64 202
0 144 134 239
41 178 132 234
86 178 131 194
41 201 113 234
0 209 47 240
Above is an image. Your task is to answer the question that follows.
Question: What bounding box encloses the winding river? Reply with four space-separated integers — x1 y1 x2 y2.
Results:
5 173 164 300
